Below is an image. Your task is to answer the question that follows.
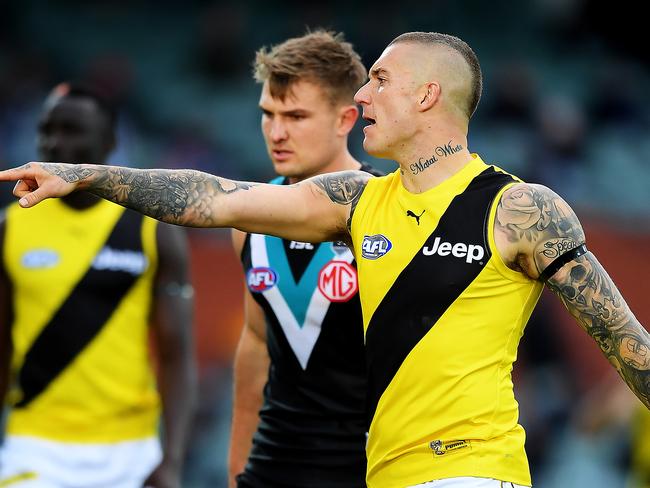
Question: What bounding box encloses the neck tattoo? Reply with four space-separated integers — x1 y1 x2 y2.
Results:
409 141 463 175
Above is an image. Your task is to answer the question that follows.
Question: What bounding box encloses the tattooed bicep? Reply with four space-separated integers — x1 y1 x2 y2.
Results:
495 183 586 278
310 170 373 231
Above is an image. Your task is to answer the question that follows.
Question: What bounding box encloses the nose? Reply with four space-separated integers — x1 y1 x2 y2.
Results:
269 118 288 143
354 81 370 105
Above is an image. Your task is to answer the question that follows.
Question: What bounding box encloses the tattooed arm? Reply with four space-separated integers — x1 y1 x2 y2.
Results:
0 162 373 243
495 183 650 409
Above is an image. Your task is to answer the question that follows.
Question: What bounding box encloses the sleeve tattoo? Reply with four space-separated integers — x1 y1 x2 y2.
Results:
311 171 372 231
547 253 650 408
496 183 650 408
44 163 256 226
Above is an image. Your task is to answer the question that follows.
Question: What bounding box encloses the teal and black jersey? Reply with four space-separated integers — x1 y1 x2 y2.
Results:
238 164 380 488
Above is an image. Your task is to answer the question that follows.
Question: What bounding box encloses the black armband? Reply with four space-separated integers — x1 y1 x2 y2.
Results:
539 243 588 283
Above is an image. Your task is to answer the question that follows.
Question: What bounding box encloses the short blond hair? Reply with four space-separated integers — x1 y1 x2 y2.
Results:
253 30 367 105
390 32 483 118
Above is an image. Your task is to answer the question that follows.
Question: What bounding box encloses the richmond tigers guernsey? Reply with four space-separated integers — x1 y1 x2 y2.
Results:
3 198 160 442
350 154 544 487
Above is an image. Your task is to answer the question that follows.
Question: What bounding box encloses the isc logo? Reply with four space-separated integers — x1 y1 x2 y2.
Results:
318 261 358 302
361 234 392 260
289 241 314 250
247 267 278 292
422 237 485 264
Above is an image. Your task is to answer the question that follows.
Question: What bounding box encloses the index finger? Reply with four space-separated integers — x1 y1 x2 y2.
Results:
0 164 36 182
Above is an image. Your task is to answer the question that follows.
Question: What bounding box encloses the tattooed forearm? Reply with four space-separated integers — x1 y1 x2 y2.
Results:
50 164 255 227
547 252 650 408
311 171 371 231
43 164 94 183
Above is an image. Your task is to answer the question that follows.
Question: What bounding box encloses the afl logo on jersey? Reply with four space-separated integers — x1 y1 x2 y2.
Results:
361 234 392 260
247 267 278 293
318 260 358 302
21 249 60 269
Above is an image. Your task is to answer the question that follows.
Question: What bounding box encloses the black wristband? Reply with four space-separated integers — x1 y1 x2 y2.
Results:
539 243 588 282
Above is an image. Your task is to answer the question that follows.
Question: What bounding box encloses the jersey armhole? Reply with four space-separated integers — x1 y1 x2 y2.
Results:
349 176 378 256
487 182 534 284
141 217 158 277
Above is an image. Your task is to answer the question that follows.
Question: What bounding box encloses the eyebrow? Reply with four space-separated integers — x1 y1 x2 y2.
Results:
370 67 389 78
259 106 312 117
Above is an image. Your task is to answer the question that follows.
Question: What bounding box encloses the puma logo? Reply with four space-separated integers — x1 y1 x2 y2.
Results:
406 209 425 225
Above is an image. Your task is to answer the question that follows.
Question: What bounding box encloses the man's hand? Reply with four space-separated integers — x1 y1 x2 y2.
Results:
0 162 87 207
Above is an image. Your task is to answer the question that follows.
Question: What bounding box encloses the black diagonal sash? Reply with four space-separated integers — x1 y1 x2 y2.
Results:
365 167 516 426
15 208 146 408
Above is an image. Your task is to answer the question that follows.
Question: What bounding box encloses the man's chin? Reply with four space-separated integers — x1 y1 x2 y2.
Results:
362 140 387 159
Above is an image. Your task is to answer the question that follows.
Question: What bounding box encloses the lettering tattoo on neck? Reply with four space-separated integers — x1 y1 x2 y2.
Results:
409 141 463 175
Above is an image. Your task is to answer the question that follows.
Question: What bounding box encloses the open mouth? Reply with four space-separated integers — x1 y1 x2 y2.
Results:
363 115 376 125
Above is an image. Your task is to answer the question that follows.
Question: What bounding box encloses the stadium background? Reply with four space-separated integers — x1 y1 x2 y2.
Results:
1 1 648 486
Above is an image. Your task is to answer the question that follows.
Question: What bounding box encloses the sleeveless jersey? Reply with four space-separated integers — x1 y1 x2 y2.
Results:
3 198 160 442
238 165 380 487
350 155 544 487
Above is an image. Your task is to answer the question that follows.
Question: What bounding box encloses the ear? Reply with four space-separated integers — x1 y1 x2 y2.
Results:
336 104 359 136
417 82 440 112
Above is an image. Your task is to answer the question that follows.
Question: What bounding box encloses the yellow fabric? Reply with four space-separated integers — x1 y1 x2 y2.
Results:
4 199 160 442
351 155 543 487
631 405 650 487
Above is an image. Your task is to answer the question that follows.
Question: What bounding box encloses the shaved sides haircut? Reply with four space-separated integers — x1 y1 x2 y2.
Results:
253 30 367 106
390 32 483 119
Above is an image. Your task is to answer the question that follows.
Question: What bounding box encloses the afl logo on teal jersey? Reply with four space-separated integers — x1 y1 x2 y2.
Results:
361 234 392 260
247 266 278 292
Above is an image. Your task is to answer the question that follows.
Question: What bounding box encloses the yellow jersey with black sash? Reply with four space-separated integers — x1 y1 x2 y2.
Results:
3 198 160 442
350 154 543 487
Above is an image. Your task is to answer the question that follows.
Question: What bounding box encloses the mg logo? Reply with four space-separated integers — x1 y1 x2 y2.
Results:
247 267 278 292
318 260 358 302
361 234 392 260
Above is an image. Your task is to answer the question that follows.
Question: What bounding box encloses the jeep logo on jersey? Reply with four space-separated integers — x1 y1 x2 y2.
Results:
422 237 485 264
92 246 148 275
318 260 358 302
361 234 392 260
247 267 278 292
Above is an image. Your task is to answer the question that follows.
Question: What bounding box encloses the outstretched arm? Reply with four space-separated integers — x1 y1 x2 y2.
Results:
0 163 373 243
495 183 650 409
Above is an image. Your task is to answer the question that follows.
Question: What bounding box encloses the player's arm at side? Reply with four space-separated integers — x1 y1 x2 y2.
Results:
146 223 198 487
495 183 650 409
0 163 373 243
0 216 13 407
228 229 270 488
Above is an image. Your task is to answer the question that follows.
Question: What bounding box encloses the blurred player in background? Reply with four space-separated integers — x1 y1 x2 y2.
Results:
0 83 197 488
228 30 381 488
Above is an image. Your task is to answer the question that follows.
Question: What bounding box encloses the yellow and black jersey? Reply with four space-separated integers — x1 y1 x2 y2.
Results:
3 198 160 442
350 155 543 487
630 405 650 487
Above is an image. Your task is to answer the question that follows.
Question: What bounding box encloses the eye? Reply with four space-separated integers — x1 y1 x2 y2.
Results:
289 114 306 121
377 77 387 86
